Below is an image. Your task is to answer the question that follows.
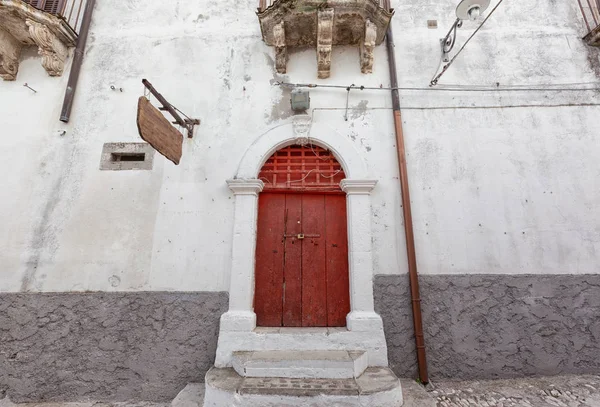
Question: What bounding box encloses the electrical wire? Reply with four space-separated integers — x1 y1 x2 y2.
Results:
431 0 505 86
309 141 331 161
312 102 600 110
424 86 600 92
320 169 343 178
275 81 600 92
289 168 342 182
288 169 341 183
438 81 600 88
398 102 600 110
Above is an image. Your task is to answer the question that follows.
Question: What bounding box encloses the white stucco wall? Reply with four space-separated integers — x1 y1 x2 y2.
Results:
392 0 600 276
0 0 599 293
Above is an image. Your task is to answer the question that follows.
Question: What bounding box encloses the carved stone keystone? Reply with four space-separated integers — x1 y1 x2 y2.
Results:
292 114 312 146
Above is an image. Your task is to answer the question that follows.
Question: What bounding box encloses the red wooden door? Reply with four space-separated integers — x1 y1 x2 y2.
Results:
255 192 350 327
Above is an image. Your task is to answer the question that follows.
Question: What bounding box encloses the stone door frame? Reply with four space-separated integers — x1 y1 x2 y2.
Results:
215 118 388 367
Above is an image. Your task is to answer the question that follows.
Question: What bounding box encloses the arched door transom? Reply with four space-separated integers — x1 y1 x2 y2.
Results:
258 144 346 192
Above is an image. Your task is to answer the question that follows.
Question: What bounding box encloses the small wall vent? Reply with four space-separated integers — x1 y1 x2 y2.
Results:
100 143 155 171
111 152 146 162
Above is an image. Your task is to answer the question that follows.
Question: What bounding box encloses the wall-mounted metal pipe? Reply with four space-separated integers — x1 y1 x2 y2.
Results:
60 0 96 123
385 20 430 384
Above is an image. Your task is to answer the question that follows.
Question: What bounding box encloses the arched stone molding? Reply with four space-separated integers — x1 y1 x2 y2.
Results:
216 118 387 368
235 120 369 180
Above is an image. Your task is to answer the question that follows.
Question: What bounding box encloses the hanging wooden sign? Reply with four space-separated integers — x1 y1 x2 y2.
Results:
136 96 183 165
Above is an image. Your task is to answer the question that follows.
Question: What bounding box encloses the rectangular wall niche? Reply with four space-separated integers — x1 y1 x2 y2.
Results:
100 142 155 171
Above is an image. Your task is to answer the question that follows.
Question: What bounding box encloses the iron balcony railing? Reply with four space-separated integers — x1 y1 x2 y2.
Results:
258 0 392 13
577 0 600 36
22 0 87 35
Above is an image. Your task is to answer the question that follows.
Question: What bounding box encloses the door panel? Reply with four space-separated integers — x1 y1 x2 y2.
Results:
282 194 302 327
254 193 285 327
325 195 350 326
301 194 328 327
255 192 349 327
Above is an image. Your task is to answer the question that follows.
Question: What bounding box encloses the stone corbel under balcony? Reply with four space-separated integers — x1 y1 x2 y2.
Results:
258 0 394 78
0 0 76 80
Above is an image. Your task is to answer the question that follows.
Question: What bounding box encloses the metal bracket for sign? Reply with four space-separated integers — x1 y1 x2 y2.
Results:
142 79 200 138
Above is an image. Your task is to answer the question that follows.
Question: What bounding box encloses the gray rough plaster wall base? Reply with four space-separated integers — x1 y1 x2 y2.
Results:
374 274 600 381
0 292 228 403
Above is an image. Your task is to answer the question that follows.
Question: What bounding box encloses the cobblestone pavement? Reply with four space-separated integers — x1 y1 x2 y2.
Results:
2 375 600 406
428 375 600 407
0 401 168 407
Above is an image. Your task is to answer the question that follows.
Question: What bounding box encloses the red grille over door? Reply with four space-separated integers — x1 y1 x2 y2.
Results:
258 144 346 192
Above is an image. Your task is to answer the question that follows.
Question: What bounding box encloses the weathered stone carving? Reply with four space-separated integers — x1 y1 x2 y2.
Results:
0 0 77 80
257 0 394 78
360 20 377 74
26 19 68 77
0 27 21 80
317 8 334 79
292 114 312 146
273 22 287 74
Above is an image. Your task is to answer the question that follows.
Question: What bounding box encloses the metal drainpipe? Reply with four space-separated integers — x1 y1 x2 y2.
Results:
60 0 97 123
385 19 430 384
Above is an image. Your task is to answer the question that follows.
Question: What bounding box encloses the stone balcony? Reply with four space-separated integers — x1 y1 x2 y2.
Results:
0 0 82 80
257 0 394 78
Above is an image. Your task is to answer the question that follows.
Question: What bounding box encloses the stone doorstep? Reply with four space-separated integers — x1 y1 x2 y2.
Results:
215 325 390 368
231 350 368 379
205 366 402 398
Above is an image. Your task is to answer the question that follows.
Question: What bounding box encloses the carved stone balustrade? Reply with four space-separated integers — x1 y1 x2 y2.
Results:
0 0 76 80
257 0 394 78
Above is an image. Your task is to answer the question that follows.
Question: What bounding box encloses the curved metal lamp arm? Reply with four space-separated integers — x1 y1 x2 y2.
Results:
441 18 463 62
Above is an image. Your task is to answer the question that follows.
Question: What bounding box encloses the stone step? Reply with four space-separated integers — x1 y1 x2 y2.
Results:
231 350 368 379
203 367 403 407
